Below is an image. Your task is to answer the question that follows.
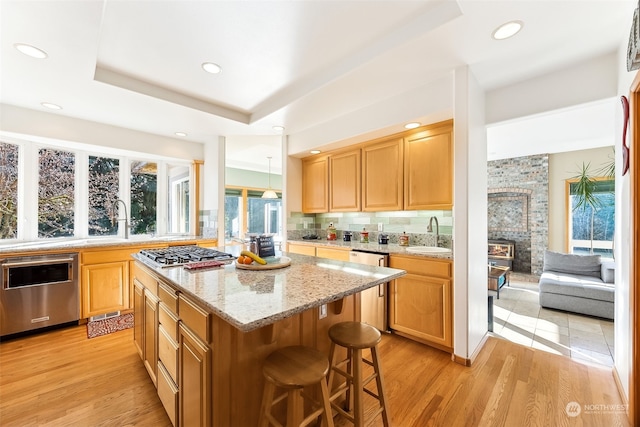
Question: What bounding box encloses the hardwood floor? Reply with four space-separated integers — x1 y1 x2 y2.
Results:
0 324 629 426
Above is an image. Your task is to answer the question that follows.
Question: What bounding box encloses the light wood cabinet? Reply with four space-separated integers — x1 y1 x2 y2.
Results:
389 255 452 351
179 323 211 427
302 155 329 213
287 243 317 256
316 246 351 261
404 120 453 210
81 261 129 318
133 279 144 358
362 136 403 211
329 148 361 212
144 288 159 386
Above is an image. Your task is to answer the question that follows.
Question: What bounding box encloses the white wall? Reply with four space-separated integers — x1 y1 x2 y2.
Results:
453 66 488 360
548 146 615 252
0 104 204 161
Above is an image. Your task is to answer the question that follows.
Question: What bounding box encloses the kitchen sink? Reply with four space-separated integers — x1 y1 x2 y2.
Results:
405 246 452 254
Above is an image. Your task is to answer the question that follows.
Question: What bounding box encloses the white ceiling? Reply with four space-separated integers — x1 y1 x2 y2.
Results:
0 0 636 172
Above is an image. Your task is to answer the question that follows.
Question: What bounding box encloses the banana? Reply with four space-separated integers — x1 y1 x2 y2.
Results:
241 250 267 265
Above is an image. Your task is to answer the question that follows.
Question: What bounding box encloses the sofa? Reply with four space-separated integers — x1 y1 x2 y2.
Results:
538 250 615 320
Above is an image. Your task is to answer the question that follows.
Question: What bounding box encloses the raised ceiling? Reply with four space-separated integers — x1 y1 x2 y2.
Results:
0 0 636 171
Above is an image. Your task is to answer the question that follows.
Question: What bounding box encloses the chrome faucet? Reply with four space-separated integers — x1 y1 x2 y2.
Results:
427 216 439 245
112 199 130 239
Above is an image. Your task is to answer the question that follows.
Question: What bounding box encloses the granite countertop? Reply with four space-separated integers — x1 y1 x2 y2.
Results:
133 249 406 333
288 239 453 260
0 235 216 255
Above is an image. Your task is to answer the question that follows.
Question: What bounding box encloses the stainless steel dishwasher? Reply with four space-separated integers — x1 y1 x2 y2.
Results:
0 253 79 337
349 250 388 332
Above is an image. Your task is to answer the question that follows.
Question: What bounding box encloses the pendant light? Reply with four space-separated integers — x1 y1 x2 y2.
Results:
262 156 278 199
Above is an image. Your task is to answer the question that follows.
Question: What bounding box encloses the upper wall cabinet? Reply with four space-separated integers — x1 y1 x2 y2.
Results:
329 148 361 212
404 120 453 210
362 136 403 212
302 155 329 213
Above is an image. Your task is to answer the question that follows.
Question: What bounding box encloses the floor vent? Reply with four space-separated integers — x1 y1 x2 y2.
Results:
89 311 121 322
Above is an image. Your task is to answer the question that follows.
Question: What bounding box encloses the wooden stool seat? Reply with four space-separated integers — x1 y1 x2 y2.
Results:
328 321 381 349
259 346 335 427
327 322 390 427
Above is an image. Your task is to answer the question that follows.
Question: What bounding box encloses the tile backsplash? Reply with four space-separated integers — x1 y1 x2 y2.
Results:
287 210 453 248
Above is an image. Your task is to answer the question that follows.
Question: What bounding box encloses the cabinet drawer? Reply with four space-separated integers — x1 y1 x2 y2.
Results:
179 295 211 344
316 247 350 262
389 255 451 278
158 324 179 382
158 282 178 313
133 263 158 296
157 361 178 427
287 243 316 256
159 302 179 342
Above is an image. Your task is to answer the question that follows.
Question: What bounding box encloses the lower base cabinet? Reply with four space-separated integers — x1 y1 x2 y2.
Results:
157 361 179 426
179 323 211 427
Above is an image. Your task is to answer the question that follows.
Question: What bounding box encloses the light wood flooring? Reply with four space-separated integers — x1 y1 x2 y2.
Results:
0 324 629 426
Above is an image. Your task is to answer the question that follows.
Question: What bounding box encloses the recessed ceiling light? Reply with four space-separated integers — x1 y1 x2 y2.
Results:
404 122 421 129
41 102 62 110
310 150 321 155
14 43 48 59
175 132 187 137
492 20 523 40
272 126 285 132
202 62 222 74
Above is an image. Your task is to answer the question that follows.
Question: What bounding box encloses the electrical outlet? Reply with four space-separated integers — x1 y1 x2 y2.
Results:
319 304 327 319
377 222 383 231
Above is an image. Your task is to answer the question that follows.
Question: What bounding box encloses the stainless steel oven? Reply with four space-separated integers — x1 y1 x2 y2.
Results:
0 253 79 337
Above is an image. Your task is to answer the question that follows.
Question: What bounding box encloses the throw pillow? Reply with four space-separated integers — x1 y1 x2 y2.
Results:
543 250 601 278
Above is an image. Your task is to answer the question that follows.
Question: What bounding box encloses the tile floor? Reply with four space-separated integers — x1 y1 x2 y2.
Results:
490 276 615 367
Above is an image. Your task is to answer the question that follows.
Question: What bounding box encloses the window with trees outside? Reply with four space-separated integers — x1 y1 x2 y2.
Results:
0 139 192 242
567 178 615 258
225 187 282 243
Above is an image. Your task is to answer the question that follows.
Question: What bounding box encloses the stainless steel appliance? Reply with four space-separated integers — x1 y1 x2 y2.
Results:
138 245 235 267
1 253 79 337
349 250 388 331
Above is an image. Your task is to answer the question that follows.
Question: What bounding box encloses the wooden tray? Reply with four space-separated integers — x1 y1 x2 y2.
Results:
234 256 291 270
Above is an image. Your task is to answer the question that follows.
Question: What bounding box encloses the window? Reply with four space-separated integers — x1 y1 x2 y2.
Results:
567 178 615 257
0 138 193 243
224 187 281 241
130 161 157 236
168 164 190 234
38 148 75 238
0 142 19 239
88 155 119 236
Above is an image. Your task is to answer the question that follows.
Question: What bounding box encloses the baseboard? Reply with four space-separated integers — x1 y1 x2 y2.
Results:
612 365 631 421
451 333 490 366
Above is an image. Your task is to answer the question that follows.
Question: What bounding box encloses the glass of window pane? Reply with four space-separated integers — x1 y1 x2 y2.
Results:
38 148 75 238
0 142 19 239
247 190 281 236
131 161 157 236
167 164 190 234
88 156 119 236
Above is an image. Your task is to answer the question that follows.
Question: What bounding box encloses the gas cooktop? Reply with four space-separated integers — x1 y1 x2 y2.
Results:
139 245 235 267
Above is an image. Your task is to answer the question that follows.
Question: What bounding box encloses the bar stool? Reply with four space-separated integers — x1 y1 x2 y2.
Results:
327 321 390 427
259 345 335 427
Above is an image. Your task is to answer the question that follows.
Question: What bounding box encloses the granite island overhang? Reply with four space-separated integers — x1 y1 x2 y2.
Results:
132 250 406 332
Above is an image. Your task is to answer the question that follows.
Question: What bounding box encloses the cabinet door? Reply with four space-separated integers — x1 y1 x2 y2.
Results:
133 279 145 359
329 148 361 212
389 274 452 349
179 323 211 427
362 137 403 211
144 289 159 386
302 155 329 213
404 120 453 210
81 261 130 318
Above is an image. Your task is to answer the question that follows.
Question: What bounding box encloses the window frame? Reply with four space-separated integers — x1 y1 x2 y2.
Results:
224 185 282 244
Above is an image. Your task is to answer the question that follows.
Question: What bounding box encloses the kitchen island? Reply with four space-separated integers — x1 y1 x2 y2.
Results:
132 249 405 426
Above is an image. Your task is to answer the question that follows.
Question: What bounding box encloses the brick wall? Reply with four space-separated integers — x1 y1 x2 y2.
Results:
488 154 549 275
